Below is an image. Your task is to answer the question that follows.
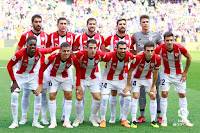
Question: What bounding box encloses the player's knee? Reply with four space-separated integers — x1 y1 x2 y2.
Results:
111 90 117 96
161 91 168 98
11 92 19 102
76 94 83 101
102 95 109 103
178 93 186 98
65 92 72 100
50 93 56 100
133 93 139 99
94 96 101 100
150 94 156 100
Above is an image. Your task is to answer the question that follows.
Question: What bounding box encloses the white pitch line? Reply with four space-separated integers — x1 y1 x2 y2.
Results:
0 67 6 68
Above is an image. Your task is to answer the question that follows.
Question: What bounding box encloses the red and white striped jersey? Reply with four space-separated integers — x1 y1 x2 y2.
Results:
49 31 75 49
18 30 49 48
131 52 161 79
154 43 188 75
38 53 81 86
7 47 59 81
102 51 134 80
74 33 104 50
104 34 134 52
75 50 106 80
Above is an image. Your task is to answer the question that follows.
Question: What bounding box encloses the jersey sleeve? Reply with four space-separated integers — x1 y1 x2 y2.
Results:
74 51 84 59
18 33 27 48
38 46 60 55
130 54 142 69
101 52 112 62
130 37 135 50
38 54 55 84
178 44 188 56
104 36 111 47
46 33 52 48
73 57 81 86
154 44 162 55
155 55 161 70
156 32 163 45
74 35 81 47
7 52 23 81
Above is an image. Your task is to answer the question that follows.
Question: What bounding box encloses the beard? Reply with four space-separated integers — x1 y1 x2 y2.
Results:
118 28 126 33
33 25 41 31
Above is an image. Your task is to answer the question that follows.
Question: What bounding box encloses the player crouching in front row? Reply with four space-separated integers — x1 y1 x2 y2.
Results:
37 42 83 128
124 41 161 128
7 36 59 129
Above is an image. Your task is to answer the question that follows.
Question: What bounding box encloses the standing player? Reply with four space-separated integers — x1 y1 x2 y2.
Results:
7 36 59 128
16 14 50 125
132 15 163 124
124 41 161 128
100 41 135 128
48 17 75 122
72 18 104 123
154 32 193 127
101 18 134 123
37 42 82 128
72 39 107 127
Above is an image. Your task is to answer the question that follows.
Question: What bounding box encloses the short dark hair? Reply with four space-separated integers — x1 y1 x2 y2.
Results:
140 15 149 22
86 39 97 47
164 32 174 39
26 36 37 42
116 41 127 48
60 42 70 49
87 18 96 25
144 41 154 50
117 18 126 25
57 17 67 24
31 14 42 23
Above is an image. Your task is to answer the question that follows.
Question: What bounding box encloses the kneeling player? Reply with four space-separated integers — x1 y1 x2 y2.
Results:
7 36 59 128
37 42 82 128
124 41 161 128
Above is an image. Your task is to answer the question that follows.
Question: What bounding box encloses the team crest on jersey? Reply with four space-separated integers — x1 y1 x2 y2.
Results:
175 53 179 57
67 38 71 42
83 61 87 63
139 67 143 71
23 63 28 66
12 56 16 61
67 64 71 67
115 40 118 42
151 63 154 67
24 60 27 62
41 37 45 41
35 56 39 60
95 60 99 63
112 66 116 70
55 38 58 41
82 64 87 68
126 40 129 44
84 40 87 43
113 63 116 65
45 59 49 65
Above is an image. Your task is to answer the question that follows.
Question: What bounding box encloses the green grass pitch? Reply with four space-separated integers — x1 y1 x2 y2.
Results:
0 48 200 133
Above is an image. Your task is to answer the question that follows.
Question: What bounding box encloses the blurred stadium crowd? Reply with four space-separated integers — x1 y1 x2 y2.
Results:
0 0 200 42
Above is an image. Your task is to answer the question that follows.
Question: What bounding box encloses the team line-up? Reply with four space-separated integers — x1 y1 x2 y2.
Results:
7 14 193 129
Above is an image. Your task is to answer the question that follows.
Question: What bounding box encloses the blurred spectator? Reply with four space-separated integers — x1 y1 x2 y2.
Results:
0 0 200 42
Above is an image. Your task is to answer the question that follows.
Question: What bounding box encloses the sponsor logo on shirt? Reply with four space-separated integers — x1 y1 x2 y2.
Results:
12 56 16 61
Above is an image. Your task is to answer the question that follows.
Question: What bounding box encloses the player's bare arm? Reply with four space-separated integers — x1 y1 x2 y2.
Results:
100 44 110 52
11 80 20 93
34 84 43 96
150 69 159 94
181 52 192 82
15 45 22 53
